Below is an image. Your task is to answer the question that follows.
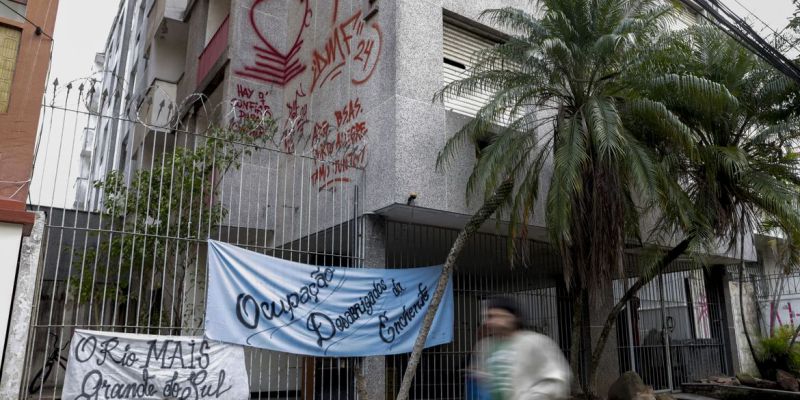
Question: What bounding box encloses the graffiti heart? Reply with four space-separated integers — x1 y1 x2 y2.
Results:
236 0 311 85
235 0 382 92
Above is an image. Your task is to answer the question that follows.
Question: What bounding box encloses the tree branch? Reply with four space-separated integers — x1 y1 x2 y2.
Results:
395 180 514 400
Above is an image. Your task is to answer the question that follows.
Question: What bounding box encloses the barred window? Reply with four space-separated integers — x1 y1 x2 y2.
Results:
0 24 21 113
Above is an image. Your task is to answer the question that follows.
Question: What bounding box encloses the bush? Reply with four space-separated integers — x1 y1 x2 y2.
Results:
756 325 800 380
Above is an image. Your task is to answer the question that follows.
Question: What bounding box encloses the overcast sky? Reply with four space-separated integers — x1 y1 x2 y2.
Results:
50 0 119 87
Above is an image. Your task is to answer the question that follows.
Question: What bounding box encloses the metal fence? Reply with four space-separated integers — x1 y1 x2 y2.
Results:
383 221 573 399
749 270 800 338
19 78 735 399
614 265 732 391
22 79 366 399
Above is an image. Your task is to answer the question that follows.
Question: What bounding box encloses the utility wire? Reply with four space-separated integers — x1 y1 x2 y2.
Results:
0 0 53 40
689 0 800 84
726 0 800 55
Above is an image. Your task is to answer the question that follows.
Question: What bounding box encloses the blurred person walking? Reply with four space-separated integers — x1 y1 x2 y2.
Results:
469 297 571 400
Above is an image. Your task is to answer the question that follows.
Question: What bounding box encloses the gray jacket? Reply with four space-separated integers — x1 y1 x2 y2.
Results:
471 331 571 400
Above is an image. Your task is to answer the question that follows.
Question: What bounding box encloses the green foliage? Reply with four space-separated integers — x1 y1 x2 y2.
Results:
640 25 800 264
69 118 276 328
435 0 687 292
756 325 800 379
436 1 800 394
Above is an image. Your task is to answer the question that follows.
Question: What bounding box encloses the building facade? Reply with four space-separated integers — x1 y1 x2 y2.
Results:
19 0 760 398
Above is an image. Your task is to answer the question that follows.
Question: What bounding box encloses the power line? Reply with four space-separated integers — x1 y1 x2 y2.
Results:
725 0 800 55
0 0 53 40
689 0 800 84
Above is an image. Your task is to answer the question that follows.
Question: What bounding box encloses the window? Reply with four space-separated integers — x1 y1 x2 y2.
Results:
0 24 20 113
442 21 499 119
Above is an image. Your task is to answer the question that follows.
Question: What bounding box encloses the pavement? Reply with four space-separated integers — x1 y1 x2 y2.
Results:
672 393 719 400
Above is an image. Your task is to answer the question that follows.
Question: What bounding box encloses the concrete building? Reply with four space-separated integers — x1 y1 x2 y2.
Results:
0 0 57 386
43 0 759 397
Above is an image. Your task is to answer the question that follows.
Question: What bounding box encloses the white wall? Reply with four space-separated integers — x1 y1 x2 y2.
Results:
0 222 23 369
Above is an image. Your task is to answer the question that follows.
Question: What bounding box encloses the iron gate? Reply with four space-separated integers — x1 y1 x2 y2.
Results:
615 264 732 391
382 221 576 399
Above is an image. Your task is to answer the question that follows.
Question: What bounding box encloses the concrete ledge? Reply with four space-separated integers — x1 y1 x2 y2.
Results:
682 383 800 400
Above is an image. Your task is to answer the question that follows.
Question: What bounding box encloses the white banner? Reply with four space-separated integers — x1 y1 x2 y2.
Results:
205 240 453 356
62 330 249 400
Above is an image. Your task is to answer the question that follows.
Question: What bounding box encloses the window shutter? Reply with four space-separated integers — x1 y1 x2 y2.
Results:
442 22 498 119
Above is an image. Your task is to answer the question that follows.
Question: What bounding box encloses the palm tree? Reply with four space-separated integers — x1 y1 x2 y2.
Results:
625 24 800 378
406 0 698 397
397 3 800 400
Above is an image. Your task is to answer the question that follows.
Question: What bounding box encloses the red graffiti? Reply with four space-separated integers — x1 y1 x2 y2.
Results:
232 84 272 120
310 97 368 191
351 23 382 85
334 98 362 126
768 300 800 334
332 0 340 25
311 148 367 191
309 11 382 92
281 88 309 153
235 0 311 85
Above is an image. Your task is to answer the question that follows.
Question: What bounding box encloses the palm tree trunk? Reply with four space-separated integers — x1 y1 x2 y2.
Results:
587 236 693 390
395 180 513 400
570 288 588 395
788 319 800 348
738 260 759 370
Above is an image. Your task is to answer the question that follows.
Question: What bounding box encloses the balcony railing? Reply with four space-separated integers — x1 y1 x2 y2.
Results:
197 14 229 86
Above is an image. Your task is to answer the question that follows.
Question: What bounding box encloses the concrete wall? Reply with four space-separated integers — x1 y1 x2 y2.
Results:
0 213 45 398
149 21 188 85
177 0 207 102
387 0 530 215
218 0 543 244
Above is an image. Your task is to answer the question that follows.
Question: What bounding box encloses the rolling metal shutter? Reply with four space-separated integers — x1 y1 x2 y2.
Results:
443 22 499 118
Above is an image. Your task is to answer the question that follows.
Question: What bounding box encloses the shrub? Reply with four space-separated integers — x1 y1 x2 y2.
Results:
756 325 800 380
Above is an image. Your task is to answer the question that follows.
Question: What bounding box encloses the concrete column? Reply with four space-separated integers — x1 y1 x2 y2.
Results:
720 272 742 374
361 213 387 399
727 274 759 375
180 249 206 336
0 212 45 398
